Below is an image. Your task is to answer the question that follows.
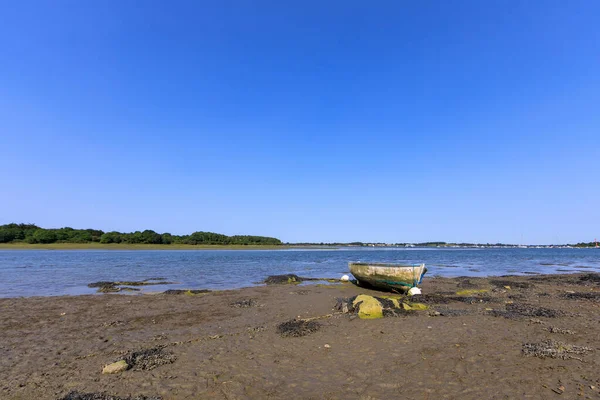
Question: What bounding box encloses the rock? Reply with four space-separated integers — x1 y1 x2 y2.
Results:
324 344 331 348
340 274 350 282
352 295 384 319
264 274 305 285
102 360 129 374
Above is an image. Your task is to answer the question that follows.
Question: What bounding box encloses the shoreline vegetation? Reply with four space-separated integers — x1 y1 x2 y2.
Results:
0 223 597 249
0 242 292 250
0 223 283 247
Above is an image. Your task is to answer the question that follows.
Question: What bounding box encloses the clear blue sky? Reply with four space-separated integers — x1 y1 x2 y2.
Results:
1 1 599 244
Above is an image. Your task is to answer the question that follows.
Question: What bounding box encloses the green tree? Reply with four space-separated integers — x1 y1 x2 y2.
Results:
30 229 58 244
100 231 123 244
69 231 93 243
161 233 173 244
141 230 162 244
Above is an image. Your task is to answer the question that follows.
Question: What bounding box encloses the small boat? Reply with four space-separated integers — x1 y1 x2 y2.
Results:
348 262 427 292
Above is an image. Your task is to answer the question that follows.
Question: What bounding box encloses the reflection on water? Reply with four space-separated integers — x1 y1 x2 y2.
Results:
0 248 598 297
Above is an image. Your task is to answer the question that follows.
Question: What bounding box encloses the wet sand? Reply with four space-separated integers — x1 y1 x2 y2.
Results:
1 274 599 400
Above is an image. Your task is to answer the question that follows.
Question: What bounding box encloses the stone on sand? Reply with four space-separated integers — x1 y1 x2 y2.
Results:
352 295 384 319
102 360 129 374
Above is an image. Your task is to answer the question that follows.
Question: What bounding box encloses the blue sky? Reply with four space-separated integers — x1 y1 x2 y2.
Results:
1 1 599 244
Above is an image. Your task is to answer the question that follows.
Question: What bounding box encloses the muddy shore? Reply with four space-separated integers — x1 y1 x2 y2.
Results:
1 274 599 400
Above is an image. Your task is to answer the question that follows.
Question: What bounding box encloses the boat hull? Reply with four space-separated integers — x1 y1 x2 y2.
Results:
349 262 426 292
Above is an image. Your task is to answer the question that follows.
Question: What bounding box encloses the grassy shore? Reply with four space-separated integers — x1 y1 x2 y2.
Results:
0 242 295 250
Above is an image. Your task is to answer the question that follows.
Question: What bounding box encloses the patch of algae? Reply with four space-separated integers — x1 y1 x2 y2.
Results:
378 294 403 300
352 295 384 319
351 295 429 319
401 302 429 311
185 290 208 296
456 289 489 296
378 294 402 308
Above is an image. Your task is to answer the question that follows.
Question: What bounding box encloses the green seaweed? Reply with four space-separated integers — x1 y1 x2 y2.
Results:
456 289 489 296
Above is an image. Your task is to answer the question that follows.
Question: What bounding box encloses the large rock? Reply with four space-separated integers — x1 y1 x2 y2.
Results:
341 294 429 319
352 295 384 319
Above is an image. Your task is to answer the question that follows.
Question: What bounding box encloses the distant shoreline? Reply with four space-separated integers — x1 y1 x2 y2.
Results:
0 243 596 250
0 243 299 250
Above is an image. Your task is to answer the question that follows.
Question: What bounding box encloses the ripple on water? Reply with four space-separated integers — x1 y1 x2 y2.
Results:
1 248 599 297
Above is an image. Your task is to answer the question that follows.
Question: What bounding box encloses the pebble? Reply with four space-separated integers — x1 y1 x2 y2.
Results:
102 360 129 374
324 344 331 348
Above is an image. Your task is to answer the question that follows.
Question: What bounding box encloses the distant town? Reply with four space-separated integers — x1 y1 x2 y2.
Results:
289 241 599 249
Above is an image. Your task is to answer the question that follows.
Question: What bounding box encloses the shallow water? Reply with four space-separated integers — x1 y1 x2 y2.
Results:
0 248 598 297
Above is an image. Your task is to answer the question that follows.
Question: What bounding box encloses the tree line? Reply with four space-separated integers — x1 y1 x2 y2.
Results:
0 223 282 246
573 241 599 248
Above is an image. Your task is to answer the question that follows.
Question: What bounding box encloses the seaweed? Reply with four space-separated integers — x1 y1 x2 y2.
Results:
264 274 312 284
382 308 415 317
88 280 172 288
527 275 576 285
88 279 175 293
562 292 600 301
163 289 210 295
456 279 479 288
88 281 117 288
446 295 495 304
101 320 126 328
489 303 563 319
290 290 311 295
508 294 527 300
522 340 593 359
60 392 160 400
435 309 473 317
489 279 532 289
277 319 321 337
579 273 600 284
247 326 266 333
230 299 259 308
409 294 451 304
456 288 489 296
546 326 576 335
124 347 176 371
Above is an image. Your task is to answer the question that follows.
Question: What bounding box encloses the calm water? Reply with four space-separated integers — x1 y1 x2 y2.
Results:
0 248 598 297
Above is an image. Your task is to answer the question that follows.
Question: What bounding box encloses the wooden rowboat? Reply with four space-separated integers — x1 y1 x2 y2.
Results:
349 262 427 292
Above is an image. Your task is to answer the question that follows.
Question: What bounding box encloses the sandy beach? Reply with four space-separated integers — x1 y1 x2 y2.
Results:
1 273 598 400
